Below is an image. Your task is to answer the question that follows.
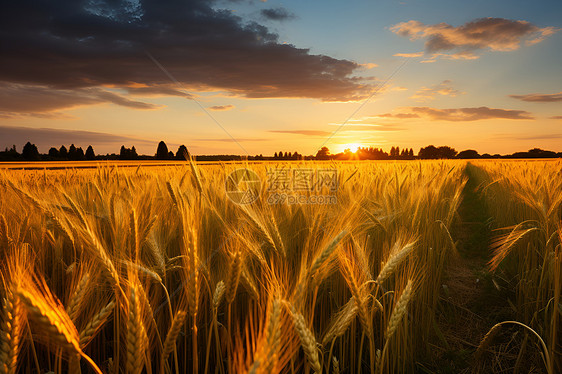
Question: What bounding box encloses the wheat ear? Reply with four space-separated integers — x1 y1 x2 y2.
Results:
287 304 322 374
0 291 23 374
385 280 413 340
16 288 81 353
339 257 371 334
213 281 226 309
79 300 115 346
225 251 242 305
376 241 415 284
160 310 187 374
332 357 340 374
67 272 90 322
475 323 502 360
127 285 145 374
322 297 358 345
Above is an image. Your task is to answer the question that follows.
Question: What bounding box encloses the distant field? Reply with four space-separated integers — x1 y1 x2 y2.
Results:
0 160 559 373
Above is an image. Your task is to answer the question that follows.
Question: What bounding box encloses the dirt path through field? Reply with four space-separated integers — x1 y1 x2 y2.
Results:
422 163 515 373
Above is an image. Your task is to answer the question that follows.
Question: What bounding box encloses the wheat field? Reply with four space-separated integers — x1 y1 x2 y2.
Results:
0 160 559 373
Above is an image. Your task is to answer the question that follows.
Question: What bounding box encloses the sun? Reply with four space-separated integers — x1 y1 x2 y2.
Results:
343 143 361 153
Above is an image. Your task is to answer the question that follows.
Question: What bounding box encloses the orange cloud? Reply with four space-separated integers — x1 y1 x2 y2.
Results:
393 52 424 58
410 80 463 102
509 92 562 102
375 106 534 121
269 130 331 136
390 18 558 60
208 105 235 111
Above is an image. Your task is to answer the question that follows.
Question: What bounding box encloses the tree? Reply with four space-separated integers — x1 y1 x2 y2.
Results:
85 145 95 160
176 145 189 160
68 144 77 160
48 147 59 158
457 149 480 159
409 148 414 157
419 145 457 159
156 141 169 160
438 146 457 159
418 145 438 159
315 146 330 160
22 142 40 161
120 145 138 160
59 145 68 159
274 152 278 159
76 147 85 160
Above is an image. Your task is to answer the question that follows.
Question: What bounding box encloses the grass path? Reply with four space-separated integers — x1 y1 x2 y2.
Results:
422 163 516 373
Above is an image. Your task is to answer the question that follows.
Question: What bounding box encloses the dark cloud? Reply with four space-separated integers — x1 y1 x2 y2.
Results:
0 82 160 118
0 0 368 113
550 115 562 119
268 130 331 136
260 7 296 21
376 106 534 121
208 105 235 111
509 92 562 102
0 125 157 152
125 86 192 98
390 18 558 60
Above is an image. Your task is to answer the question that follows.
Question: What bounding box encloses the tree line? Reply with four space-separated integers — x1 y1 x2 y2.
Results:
0 141 560 161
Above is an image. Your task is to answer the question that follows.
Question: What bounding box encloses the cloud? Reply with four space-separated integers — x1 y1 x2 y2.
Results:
125 86 192 98
260 7 296 21
375 106 534 121
550 115 562 120
410 80 463 102
334 124 404 132
0 82 161 118
268 130 331 136
494 133 562 141
393 52 424 58
509 92 562 102
208 105 235 111
360 63 379 69
0 0 369 107
390 18 558 60
0 125 156 152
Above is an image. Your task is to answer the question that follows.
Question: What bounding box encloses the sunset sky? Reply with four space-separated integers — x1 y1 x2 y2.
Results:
1 0 561 156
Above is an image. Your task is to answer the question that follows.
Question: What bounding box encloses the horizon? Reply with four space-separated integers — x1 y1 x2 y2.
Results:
1 0 561 155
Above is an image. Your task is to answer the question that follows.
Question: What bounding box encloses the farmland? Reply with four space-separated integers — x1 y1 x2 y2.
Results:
0 159 560 373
